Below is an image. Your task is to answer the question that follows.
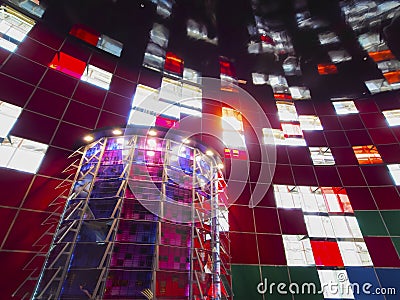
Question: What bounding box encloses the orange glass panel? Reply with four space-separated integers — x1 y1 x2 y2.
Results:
368 49 395 62
317 63 338 75
352 145 383 164
383 71 400 84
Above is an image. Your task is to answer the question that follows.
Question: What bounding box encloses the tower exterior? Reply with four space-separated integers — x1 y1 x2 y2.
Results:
33 132 231 299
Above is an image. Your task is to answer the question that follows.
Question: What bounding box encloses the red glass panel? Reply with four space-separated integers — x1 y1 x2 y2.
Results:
69 24 100 46
260 34 275 45
49 52 86 79
317 63 338 75
164 52 184 76
219 58 236 78
155 115 179 129
310 241 344 266
383 70 400 84
274 93 292 100
368 49 395 62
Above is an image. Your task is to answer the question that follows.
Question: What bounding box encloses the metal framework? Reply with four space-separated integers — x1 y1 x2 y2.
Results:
31 134 231 299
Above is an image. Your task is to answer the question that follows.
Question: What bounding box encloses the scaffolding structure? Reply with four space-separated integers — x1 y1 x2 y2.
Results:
32 133 232 299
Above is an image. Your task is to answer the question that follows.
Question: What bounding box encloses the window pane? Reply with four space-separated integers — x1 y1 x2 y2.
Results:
81 64 113 90
309 147 335 165
0 101 22 138
332 101 358 115
383 109 400 126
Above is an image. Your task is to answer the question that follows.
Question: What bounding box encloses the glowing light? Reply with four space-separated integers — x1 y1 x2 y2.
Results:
112 129 122 135
83 135 94 142
206 150 213 156
217 163 224 169
148 129 157 136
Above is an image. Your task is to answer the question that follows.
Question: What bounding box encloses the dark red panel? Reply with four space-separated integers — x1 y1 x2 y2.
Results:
72 81 107 108
51 122 88 150
287 147 313 165
109 75 136 98
0 207 17 244
339 115 365 129
255 185 276 207
325 131 349 147
346 187 377 210
0 169 33 207
3 210 56 251
254 207 280 233
137 68 162 89
63 101 100 129
313 101 336 116
310 241 344 266
26 89 69 118
0 45 11 65
257 234 286 265
0 73 35 107
38 146 73 178
293 166 318 185
60 38 91 62
103 92 132 116
276 146 289 164
39 69 79 97
314 166 342 186
377 144 400 163
278 208 307 235
361 165 394 186
249 161 261 182
364 237 400 267
330 148 358 165
229 205 255 232
1 55 45 85
22 176 69 211
115 63 139 82
319 116 342 130
345 130 373 145
303 131 327 146
27 23 64 50
273 164 294 185
369 128 397 145
89 52 117 73
16 37 56 66
69 24 100 46
96 111 126 129
360 113 388 128
294 101 316 115
354 99 379 113
370 186 400 210
11 111 58 144
230 233 258 264
49 52 86 79
229 182 252 206
0 251 45 300
337 166 367 186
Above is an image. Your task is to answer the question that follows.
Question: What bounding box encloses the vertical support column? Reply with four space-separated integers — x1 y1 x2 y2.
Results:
211 164 221 300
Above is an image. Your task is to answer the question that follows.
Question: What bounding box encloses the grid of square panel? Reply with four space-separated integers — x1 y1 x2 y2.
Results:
0 1 399 299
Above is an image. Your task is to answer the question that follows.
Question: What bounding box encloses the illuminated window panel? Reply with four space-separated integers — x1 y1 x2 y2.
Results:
317 63 338 75
297 186 326 213
281 123 303 138
328 50 352 63
143 42 165 72
383 70 400 86
377 60 400 73
268 75 289 94
0 5 35 52
338 241 373 266
221 107 243 131
369 49 396 62
97 34 123 57
282 235 315 266
332 100 358 115
181 84 202 116
352 145 383 164
309 147 335 165
330 216 363 239
0 101 22 138
49 52 86 79
382 109 400 126
154 0 174 18
273 93 292 101
304 215 335 238
282 56 301 76
299 115 323 130
6 0 46 17
81 64 113 90
317 270 354 299
274 185 302 209
128 85 159 126
321 187 353 213
150 23 169 48
164 52 183 76
357 32 381 50
186 19 217 45
160 77 182 103
251 73 267 85
183 68 201 85
387 164 400 185
289 86 311 100
318 31 339 45
365 78 392 94
263 128 306 146
0 135 48 173
276 101 299 121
